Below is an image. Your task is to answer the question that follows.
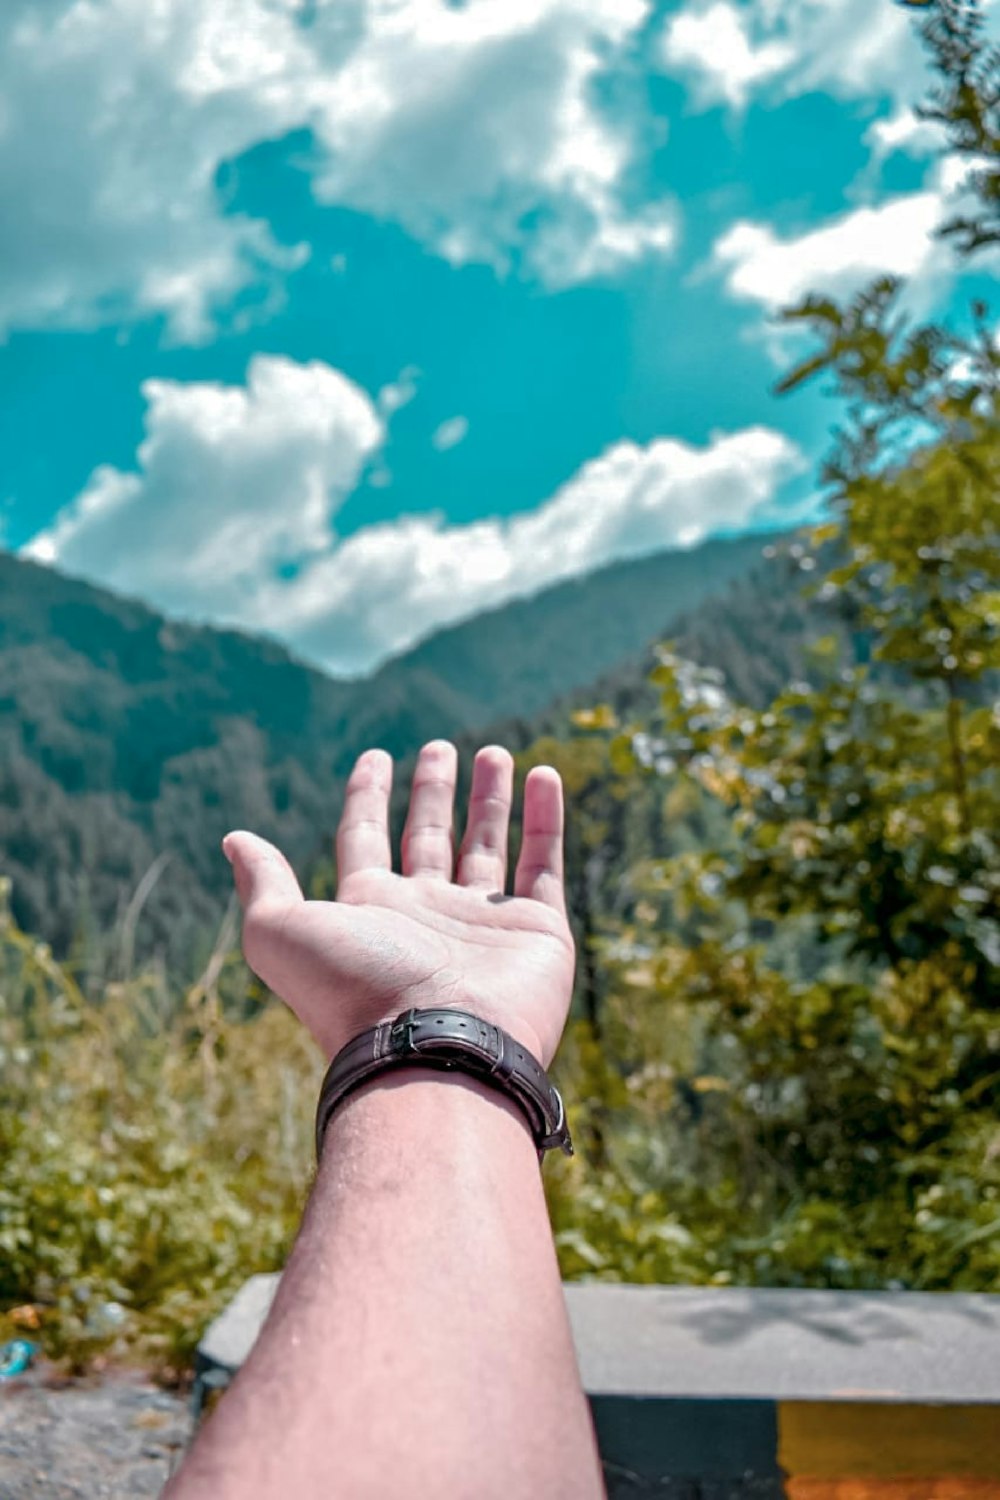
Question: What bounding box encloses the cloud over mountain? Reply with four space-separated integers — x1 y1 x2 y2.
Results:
27 357 384 614
26 358 803 674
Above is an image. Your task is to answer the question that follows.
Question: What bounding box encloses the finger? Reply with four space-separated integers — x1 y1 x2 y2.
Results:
513 765 566 911
224 830 304 912
457 745 514 891
402 740 458 880
222 830 305 984
336 748 393 883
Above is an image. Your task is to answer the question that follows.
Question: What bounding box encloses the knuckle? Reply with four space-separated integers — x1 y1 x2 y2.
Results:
404 823 451 841
463 826 505 854
338 816 386 838
470 790 510 812
411 774 455 793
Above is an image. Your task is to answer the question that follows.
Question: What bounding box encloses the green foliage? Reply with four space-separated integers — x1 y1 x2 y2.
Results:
919 0 1000 253
545 2 1000 1293
0 880 321 1370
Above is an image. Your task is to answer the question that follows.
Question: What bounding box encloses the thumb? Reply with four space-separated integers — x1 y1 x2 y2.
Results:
222 831 304 913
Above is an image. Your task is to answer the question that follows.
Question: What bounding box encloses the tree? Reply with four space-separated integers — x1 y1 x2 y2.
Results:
546 0 1000 1290
919 0 1000 253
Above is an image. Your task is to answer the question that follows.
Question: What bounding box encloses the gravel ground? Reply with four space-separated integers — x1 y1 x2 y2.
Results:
0 1365 191 1499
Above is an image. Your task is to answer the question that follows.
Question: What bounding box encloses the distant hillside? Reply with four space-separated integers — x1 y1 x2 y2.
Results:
0 532 802 966
363 532 783 745
579 544 830 723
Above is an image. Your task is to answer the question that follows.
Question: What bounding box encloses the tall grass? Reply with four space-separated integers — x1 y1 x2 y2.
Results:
0 879 320 1371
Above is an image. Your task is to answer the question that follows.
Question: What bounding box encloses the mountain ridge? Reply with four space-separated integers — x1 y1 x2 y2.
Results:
0 531 794 966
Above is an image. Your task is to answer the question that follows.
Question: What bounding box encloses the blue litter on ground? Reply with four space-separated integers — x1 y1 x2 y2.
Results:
0 1339 37 1378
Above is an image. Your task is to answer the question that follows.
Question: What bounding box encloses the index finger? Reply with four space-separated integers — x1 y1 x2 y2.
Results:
336 749 393 884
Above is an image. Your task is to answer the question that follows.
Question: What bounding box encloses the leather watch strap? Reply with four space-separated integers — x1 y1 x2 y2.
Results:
315 1007 573 1163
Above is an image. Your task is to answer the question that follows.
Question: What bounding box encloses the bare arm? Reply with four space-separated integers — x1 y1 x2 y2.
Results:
166 741 605 1500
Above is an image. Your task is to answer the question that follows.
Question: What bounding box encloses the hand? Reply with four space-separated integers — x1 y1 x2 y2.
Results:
222 741 575 1067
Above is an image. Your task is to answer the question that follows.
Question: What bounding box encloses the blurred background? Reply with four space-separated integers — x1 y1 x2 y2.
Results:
0 0 997 1375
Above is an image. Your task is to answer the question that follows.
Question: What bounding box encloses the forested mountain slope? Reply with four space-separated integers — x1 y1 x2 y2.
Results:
0 532 804 965
518 544 827 741
365 530 788 738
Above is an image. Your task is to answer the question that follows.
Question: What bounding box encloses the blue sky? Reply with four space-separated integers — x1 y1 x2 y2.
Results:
1 0 995 675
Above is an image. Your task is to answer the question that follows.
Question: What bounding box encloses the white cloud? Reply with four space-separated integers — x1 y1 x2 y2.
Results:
25 362 803 674
0 0 676 340
662 3 794 109
307 0 678 287
660 0 927 112
711 188 950 313
26 356 384 613
378 366 422 417
271 424 804 671
0 0 314 341
865 108 945 164
431 416 469 451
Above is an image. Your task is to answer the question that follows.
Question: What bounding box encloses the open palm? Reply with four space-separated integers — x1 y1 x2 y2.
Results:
224 742 575 1068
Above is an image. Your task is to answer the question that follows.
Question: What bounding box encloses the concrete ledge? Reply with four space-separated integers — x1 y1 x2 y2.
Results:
196 1281 1000 1497
198 1273 279 1376
200 1278 1000 1403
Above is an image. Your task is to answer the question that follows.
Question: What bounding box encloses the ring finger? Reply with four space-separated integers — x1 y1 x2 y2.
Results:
456 746 514 891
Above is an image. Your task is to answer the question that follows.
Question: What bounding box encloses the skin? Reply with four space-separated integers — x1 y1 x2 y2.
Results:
165 740 606 1500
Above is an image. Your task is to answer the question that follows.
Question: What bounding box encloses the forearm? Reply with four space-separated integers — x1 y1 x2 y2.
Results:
168 1070 605 1500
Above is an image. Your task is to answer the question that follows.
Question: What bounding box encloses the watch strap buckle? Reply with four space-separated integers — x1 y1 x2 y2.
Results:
389 1008 422 1056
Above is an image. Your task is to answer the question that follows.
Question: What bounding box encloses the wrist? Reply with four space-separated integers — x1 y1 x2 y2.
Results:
357 1007 549 1072
320 1065 540 1167
314 1007 572 1164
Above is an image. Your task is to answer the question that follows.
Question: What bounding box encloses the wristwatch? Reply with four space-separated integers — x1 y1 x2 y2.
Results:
315 1007 574 1162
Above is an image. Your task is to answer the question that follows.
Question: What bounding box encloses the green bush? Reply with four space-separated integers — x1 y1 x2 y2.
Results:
0 885 320 1370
